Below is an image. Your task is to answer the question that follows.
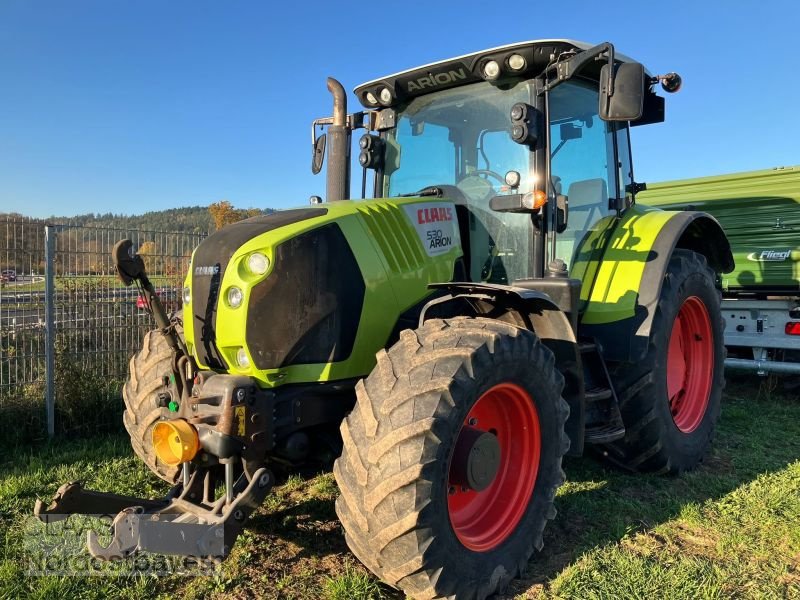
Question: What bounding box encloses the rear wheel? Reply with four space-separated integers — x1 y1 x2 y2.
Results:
334 318 569 600
122 329 181 483
605 250 724 473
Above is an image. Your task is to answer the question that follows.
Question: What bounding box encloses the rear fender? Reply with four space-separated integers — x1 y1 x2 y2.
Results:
579 206 733 362
424 282 585 457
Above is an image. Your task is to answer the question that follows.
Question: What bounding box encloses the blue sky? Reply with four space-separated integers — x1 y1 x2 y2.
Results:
1 0 798 217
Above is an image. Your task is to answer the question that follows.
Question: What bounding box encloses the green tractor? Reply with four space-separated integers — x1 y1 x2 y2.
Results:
36 39 733 599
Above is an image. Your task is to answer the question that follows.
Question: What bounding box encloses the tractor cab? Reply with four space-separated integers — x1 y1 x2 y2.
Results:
317 40 678 284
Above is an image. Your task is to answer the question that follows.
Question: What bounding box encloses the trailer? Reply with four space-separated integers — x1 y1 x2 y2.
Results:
640 166 800 375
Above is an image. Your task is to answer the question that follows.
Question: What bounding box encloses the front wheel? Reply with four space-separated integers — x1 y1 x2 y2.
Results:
605 249 725 474
334 318 569 600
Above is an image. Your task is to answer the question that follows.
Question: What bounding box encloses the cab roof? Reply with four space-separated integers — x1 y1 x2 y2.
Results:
354 39 639 109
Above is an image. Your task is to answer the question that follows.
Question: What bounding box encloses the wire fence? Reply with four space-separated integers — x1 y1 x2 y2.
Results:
0 217 205 443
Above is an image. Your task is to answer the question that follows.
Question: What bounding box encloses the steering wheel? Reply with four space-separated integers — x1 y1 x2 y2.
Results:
468 169 506 184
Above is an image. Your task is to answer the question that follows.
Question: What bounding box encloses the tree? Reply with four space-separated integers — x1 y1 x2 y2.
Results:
208 201 239 230
208 202 265 230
137 240 159 273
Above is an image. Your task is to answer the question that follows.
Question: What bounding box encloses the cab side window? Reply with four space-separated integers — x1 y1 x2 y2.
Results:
549 81 617 267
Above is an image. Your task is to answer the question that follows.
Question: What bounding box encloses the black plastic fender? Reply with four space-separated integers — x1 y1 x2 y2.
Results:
423 282 586 457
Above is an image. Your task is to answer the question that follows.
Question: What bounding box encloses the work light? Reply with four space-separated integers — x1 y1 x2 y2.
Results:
507 54 526 71
379 87 393 105
483 60 500 80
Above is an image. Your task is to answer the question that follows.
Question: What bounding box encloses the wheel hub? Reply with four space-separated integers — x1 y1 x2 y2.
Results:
666 295 713 433
447 382 541 552
449 426 501 492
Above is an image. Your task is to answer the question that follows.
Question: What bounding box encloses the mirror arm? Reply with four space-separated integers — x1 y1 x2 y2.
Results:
543 42 615 93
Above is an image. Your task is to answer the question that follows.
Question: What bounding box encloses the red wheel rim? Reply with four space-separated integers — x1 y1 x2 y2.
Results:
447 383 540 552
666 296 714 433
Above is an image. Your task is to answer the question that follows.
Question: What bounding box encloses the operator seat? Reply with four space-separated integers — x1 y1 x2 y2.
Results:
555 178 609 268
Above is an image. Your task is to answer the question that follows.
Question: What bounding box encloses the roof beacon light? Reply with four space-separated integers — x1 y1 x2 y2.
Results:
483 60 501 81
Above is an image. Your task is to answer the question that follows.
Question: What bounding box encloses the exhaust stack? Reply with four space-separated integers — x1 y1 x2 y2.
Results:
325 77 350 202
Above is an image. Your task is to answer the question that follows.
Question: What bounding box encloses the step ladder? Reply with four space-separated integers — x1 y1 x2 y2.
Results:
579 341 626 444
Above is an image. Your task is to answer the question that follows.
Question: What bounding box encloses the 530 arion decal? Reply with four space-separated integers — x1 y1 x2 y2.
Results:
403 202 461 257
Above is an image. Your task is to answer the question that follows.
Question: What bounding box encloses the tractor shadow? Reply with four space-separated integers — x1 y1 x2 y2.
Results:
502 375 800 597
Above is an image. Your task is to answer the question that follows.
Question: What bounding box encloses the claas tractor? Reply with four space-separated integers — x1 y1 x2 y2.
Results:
36 39 734 599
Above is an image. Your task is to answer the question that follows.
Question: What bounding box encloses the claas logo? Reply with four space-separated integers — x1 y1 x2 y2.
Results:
417 207 454 225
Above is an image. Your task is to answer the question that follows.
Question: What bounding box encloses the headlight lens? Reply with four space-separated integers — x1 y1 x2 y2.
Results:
182 286 191 304
236 347 250 368
227 286 243 308
247 252 270 275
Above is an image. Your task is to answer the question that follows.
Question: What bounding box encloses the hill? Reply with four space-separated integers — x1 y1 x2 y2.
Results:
1 204 277 234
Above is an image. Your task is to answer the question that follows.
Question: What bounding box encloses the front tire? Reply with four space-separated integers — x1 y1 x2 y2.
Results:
605 249 725 474
122 329 181 483
334 318 569 600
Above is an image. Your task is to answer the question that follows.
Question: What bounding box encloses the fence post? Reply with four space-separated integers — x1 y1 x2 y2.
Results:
44 225 56 438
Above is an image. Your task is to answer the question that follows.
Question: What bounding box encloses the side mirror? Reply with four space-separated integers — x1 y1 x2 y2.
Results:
599 62 645 121
112 239 145 286
311 133 326 175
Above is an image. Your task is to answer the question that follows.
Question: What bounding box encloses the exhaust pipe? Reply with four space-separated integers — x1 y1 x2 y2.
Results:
325 77 350 202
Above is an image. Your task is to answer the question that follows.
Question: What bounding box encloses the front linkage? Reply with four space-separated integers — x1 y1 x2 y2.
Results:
34 240 274 561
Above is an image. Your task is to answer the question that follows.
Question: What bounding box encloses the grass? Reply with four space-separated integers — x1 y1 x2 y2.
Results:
0 377 798 599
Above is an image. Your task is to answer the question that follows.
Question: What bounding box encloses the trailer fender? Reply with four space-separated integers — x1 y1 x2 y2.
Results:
580 206 733 363
424 282 585 456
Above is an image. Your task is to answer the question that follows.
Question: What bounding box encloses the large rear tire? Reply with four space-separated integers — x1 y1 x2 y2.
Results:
605 249 725 474
334 318 569 600
122 329 181 483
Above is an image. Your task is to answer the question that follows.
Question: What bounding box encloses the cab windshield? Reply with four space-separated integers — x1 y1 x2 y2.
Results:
384 81 537 283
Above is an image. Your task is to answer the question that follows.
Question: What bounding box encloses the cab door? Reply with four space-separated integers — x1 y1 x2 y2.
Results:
548 80 632 272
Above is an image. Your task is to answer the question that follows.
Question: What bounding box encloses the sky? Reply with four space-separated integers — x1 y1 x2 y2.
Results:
1 0 799 218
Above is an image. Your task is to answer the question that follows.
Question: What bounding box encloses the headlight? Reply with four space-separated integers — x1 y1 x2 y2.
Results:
182 286 191 304
227 286 243 308
236 348 250 368
247 252 270 275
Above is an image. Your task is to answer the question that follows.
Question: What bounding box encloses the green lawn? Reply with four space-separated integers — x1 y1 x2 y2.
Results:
0 377 798 599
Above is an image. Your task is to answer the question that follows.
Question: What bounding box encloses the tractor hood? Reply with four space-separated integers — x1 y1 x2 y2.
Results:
183 199 463 387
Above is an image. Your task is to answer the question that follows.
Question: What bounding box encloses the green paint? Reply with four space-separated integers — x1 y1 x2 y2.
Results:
639 166 800 290
168 401 179 412
576 204 676 325
183 198 461 387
